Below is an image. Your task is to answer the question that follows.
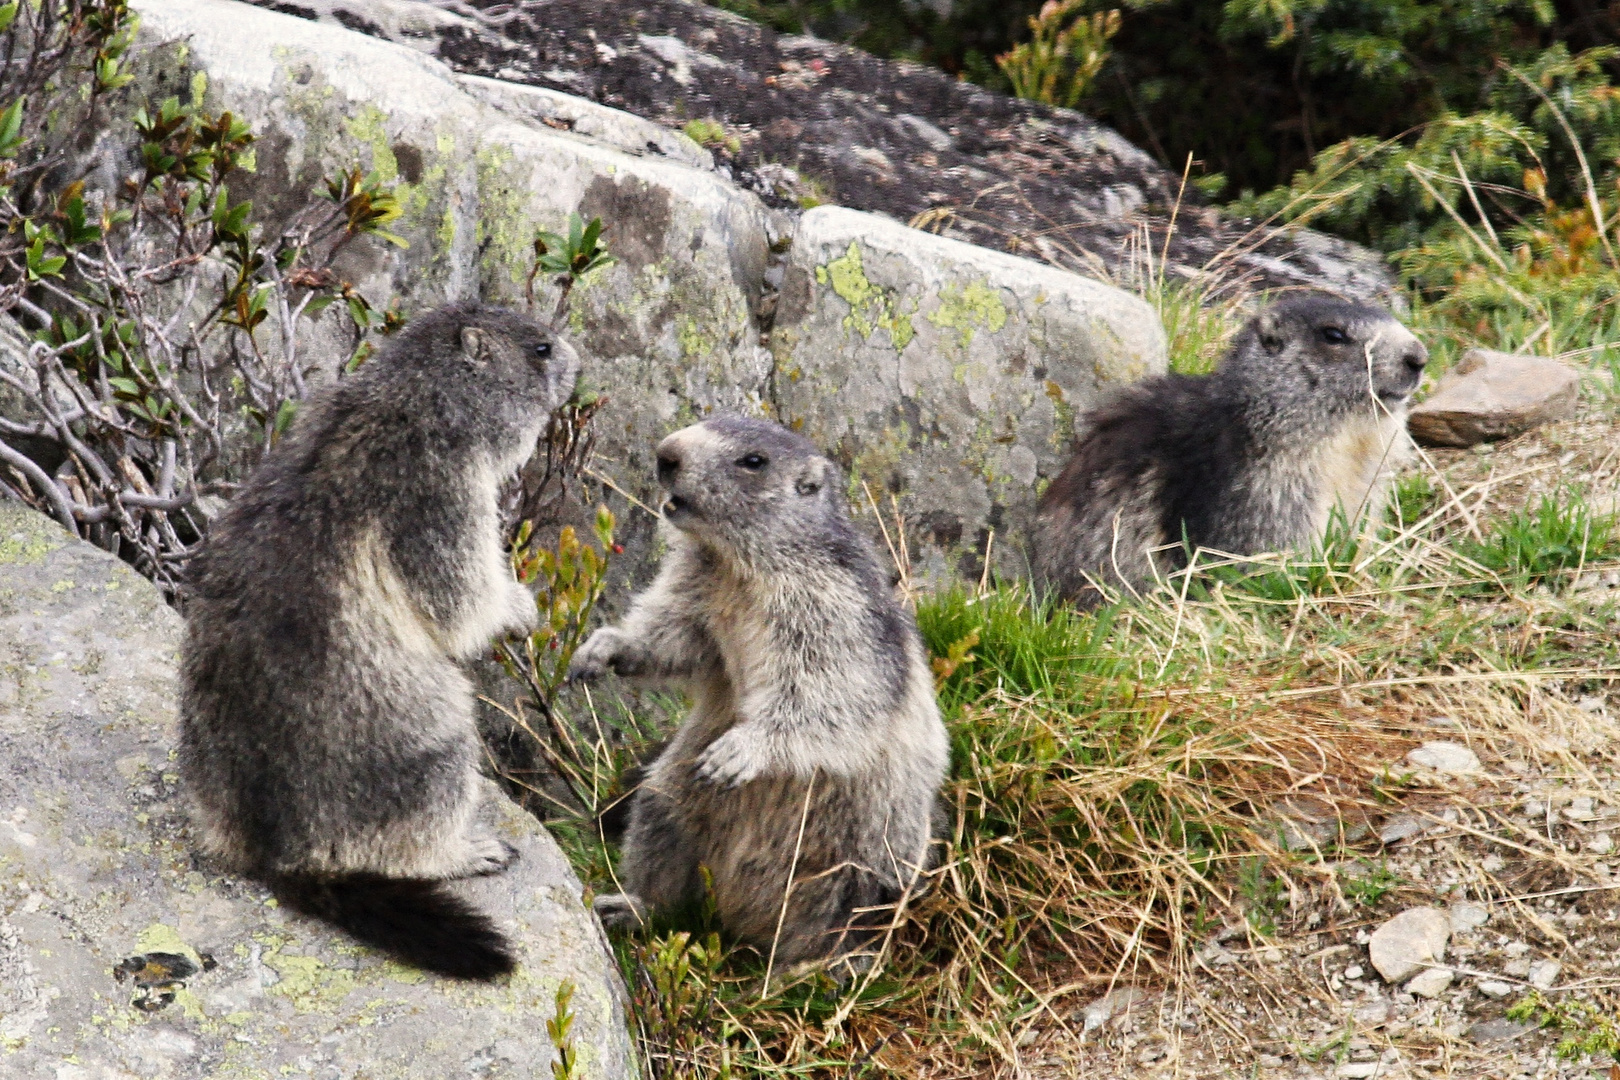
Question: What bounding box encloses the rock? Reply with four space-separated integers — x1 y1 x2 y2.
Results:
1449 901 1490 934
1368 907 1451 984
1527 959 1562 990
1344 964 1365 980
1335 1064 1382 1079
1405 741 1482 776
1079 985 1154 1034
1404 966 1454 998
1352 1000 1390 1026
1408 350 1581 448
259 0 1398 301
0 504 634 1076
1467 1018 1534 1043
1564 796 1597 822
1378 813 1425 845
1476 979 1515 999
773 205 1166 581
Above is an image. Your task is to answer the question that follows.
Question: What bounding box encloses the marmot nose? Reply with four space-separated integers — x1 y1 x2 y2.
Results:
656 451 680 485
1403 343 1429 374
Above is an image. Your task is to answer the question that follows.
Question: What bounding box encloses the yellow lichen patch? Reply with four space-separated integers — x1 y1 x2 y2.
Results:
815 243 915 350
927 280 1008 348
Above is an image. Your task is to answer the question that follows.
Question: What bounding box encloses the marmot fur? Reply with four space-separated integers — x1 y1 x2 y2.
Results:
180 302 580 980
572 415 948 967
1033 294 1428 605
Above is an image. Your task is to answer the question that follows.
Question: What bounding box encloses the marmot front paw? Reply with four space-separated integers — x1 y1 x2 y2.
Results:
568 627 627 681
693 727 766 788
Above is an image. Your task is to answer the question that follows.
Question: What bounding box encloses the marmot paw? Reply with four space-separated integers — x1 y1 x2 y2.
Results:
567 628 625 682
466 838 520 877
593 892 647 928
693 728 765 788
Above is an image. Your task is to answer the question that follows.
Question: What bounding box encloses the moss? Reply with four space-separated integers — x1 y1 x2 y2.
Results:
815 243 915 350
927 280 1008 348
343 105 398 183
0 507 63 564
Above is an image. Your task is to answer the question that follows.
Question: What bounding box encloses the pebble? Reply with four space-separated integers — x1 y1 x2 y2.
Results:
1449 901 1490 933
1344 964 1364 980
1527 959 1561 990
1589 833 1615 855
1378 813 1424 845
1335 1064 1382 1079
1564 796 1597 822
1476 980 1515 999
1369 907 1451 983
1079 986 1152 1034
1467 1018 1534 1043
1405 966 1454 998
1405 741 1481 775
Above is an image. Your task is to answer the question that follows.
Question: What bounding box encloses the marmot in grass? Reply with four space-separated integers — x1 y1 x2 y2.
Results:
180 302 580 980
1033 294 1428 605
571 415 948 967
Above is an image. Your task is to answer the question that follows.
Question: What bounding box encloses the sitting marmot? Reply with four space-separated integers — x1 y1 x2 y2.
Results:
180 302 579 979
571 415 948 968
1033 294 1428 605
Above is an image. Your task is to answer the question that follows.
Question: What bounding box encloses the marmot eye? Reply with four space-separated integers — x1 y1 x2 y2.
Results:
735 453 768 470
1321 327 1349 345
534 341 553 358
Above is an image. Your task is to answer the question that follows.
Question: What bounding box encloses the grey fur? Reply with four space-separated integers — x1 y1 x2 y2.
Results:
1033 294 1428 605
574 415 948 967
180 302 580 977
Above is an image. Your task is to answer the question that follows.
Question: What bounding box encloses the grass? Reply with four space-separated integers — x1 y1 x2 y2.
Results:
508 432 1620 1075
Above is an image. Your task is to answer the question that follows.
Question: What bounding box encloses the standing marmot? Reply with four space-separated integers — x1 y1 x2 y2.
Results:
180 302 580 979
1033 294 1428 605
571 415 948 967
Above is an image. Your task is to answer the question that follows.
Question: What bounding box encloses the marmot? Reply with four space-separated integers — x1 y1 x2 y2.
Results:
180 302 580 980
571 415 948 967
1033 294 1428 605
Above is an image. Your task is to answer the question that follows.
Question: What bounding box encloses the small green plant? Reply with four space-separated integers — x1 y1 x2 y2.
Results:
528 212 616 318
548 979 579 1080
1338 860 1403 908
1506 991 1620 1061
997 1 1120 110
681 118 741 155
1237 856 1286 935
1392 472 1438 531
632 930 726 1080
1458 489 1620 587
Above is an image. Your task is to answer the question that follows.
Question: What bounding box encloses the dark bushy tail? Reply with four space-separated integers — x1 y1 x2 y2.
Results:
272 874 516 980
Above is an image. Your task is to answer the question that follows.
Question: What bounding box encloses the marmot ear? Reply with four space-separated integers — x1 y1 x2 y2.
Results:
459 326 488 367
1257 312 1285 353
794 460 824 497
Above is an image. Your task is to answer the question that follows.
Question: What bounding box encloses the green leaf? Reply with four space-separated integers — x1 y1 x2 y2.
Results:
0 97 26 158
0 3 18 34
273 398 298 434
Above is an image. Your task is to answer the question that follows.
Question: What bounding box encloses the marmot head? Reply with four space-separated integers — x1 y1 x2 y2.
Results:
1224 294 1428 417
441 303 582 415
653 415 843 561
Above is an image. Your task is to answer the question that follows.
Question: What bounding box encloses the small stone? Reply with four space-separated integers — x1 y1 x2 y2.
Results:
1408 350 1581 447
1369 907 1451 983
1504 940 1531 958
1257 1054 1285 1069
1481 854 1506 873
1587 833 1614 855
1503 958 1532 978
1467 1018 1534 1043
1476 980 1514 999
1335 1064 1381 1079
1353 1000 1391 1026
1405 741 1481 776
1344 964 1365 980
1527 960 1561 990
1378 813 1424 845
1449 901 1490 933
1564 796 1596 822
1405 967 1454 998
1080 986 1152 1033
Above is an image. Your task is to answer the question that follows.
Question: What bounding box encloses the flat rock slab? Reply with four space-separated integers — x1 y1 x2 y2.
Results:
1367 906 1450 985
1408 349 1580 447
774 205 1167 582
0 504 635 1078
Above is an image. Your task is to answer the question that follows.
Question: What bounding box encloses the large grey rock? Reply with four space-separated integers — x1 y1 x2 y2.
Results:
0 502 635 1077
261 0 1398 302
774 206 1167 581
1408 349 1581 447
1367 906 1451 985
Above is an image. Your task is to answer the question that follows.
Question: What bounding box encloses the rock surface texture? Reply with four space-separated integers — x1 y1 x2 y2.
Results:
0 502 635 1078
95 0 1175 584
1408 350 1581 448
775 207 1166 578
255 0 1396 301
